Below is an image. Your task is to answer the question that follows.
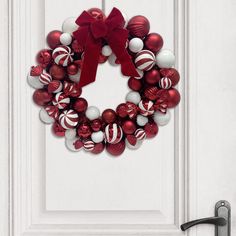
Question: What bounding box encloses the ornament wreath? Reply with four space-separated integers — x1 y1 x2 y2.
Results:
27 7 181 157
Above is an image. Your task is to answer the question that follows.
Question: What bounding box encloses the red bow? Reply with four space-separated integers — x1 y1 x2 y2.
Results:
73 7 139 87
154 90 169 113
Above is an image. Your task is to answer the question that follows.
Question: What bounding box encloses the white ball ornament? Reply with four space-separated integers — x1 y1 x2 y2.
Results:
65 129 77 140
156 49 175 68
129 38 144 53
153 110 171 126
62 17 78 34
91 131 104 143
125 91 141 105
60 33 72 45
136 115 148 126
85 106 100 120
65 138 82 152
102 45 112 57
108 53 119 66
39 108 54 124
125 139 142 150
27 73 44 89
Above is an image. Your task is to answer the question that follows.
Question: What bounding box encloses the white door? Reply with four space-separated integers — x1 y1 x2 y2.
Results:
1 0 236 235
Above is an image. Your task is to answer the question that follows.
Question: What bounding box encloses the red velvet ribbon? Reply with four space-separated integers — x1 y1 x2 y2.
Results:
73 7 139 87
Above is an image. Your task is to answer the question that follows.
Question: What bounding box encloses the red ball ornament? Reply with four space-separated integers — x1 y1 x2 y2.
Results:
73 97 88 113
102 109 117 124
87 8 106 21
127 15 150 38
36 49 52 68
52 122 66 137
48 80 62 93
91 119 103 132
125 102 139 119
98 54 108 64
63 81 82 97
67 63 79 75
144 122 158 138
128 77 142 91
167 88 181 108
106 140 126 157
49 64 66 80
46 30 62 49
116 103 127 118
122 120 136 135
144 69 161 85
144 33 163 53
91 142 105 154
77 123 92 139
30 65 43 76
144 86 159 100
160 68 180 86
33 89 52 106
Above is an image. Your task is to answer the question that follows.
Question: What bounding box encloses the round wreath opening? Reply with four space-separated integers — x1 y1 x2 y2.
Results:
27 7 181 157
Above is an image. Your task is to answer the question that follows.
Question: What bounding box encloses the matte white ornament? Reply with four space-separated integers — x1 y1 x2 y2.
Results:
136 115 148 126
69 70 81 83
134 69 144 79
62 17 78 35
125 139 142 150
27 73 44 89
125 91 141 105
60 33 72 46
39 108 54 124
129 38 144 53
65 138 82 152
91 131 104 143
65 129 77 140
108 53 119 66
156 49 175 68
153 110 171 126
102 45 112 57
85 106 100 120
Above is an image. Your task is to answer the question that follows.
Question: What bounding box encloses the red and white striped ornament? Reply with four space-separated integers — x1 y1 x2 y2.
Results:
84 140 95 151
52 45 74 67
63 81 82 97
45 105 59 120
105 123 123 144
134 128 146 140
39 72 52 85
134 50 155 71
159 77 172 89
138 100 154 116
59 109 79 129
52 92 70 109
48 80 62 93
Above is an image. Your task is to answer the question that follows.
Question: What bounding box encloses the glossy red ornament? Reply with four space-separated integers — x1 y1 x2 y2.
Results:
73 97 88 112
49 64 66 80
160 68 180 86
73 139 84 150
63 81 82 97
46 30 62 49
52 122 66 137
91 119 103 132
122 120 136 134
144 33 163 53
144 86 159 100
36 49 52 68
72 40 84 53
144 122 158 138
33 89 52 106
67 63 79 75
166 88 181 108
116 103 127 118
77 123 92 139
144 68 161 85
106 140 126 156
87 8 106 21
30 65 43 76
91 142 105 154
102 109 117 124
98 54 108 64
48 80 62 93
127 15 150 38
128 77 142 91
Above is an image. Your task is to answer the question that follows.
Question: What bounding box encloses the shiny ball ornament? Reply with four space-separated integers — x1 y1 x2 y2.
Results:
127 15 150 38
39 108 54 124
125 91 141 105
45 105 59 120
134 69 144 79
144 86 159 100
73 97 88 112
116 103 127 118
125 137 142 150
136 114 148 126
98 54 109 64
91 131 104 143
65 129 77 140
84 140 95 151
65 138 82 152
27 73 44 89
63 81 82 97
87 8 106 21
52 122 66 137
59 109 79 129
46 30 62 49
138 100 154 116
102 109 117 124
39 72 52 85
167 88 180 108
156 49 175 68
108 53 119 66
159 77 172 89
30 65 43 76
62 17 78 34
134 128 146 140
128 38 144 53
91 119 103 132
144 33 163 53
160 68 180 86
144 122 158 138
60 33 73 46
102 45 112 57
52 92 70 109
49 64 66 80
69 70 81 83
36 49 52 68
92 142 105 154
85 106 100 121
105 123 123 144
122 120 136 134
33 89 52 106
125 102 138 119
128 77 142 91
77 124 92 139
135 50 155 71
153 110 171 126
144 68 161 85
48 80 62 93
52 45 74 67
106 140 126 156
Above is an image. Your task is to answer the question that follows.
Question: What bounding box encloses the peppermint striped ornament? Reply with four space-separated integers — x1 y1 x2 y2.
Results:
39 72 52 85
134 128 146 140
139 100 155 116
45 105 59 120
105 123 123 144
52 45 74 67
84 140 95 151
159 77 172 89
134 50 155 71
59 109 79 129
52 92 70 109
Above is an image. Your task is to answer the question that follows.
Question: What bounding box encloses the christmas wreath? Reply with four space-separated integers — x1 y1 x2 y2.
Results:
27 7 181 156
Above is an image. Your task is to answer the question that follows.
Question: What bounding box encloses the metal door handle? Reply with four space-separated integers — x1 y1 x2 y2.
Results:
180 200 231 236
